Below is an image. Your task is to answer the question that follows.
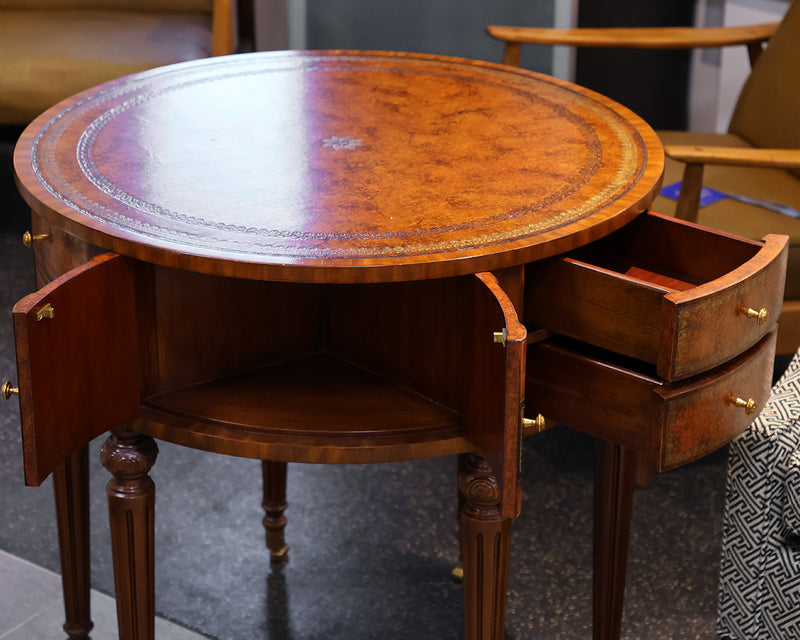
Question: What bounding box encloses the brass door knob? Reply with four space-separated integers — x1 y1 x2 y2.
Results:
733 397 757 414
522 414 547 436
493 329 507 346
22 231 49 248
742 307 768 325
1 381 19 399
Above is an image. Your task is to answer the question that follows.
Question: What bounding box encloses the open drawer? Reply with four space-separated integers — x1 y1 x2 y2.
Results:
525 212 788 381
526 330 776 472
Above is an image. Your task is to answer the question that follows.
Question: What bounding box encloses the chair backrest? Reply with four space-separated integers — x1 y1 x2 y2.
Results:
0 0 211 11
729 0 800 153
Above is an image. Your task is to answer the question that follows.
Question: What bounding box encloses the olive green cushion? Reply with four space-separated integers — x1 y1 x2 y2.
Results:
729 0 800 173
652 130 800 300
0 9 212 123
0 0 210 11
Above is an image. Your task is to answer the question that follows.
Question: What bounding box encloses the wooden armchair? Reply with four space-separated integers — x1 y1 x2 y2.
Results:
0 0 238 125
489 6 799 640
488 1 800 356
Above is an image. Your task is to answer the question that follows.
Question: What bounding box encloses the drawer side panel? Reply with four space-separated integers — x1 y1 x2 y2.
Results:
525 341 655 453
525 258 665 364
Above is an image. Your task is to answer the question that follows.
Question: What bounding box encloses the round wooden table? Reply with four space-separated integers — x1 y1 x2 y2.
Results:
12 51 663 640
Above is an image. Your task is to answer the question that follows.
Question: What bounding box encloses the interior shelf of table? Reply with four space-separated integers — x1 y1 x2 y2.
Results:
142 352 461 443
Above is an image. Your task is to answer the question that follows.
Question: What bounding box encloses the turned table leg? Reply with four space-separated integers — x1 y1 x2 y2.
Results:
100 427 158 640
262 461 289 561
458 452 512 640
53 446 93 640
593 441 638 640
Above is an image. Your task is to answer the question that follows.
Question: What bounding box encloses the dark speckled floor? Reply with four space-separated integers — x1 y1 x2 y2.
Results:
1 137 729 639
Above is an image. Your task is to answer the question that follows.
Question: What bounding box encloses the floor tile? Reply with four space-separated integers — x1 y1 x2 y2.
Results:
0 551 209 640
0 550 61 637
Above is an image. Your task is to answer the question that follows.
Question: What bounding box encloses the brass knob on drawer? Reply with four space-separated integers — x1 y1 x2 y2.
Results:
733 397 757 414
1 381 19 400
742 307 769 325
22 231 49 248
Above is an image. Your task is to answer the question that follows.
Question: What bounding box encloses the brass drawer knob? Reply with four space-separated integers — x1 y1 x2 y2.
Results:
742 307 768 325
1 381 19 399
22 231 49 248
733 397 757 414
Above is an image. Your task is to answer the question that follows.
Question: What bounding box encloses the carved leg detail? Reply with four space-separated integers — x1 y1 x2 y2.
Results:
53 446 93 640
593 441 638 640
100 428 158 640
458 453 511 640
262 461 289 562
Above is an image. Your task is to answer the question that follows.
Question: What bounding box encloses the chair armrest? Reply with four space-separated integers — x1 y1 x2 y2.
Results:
486 23 778 49
665 145 800 222
486 23 778 67
664 145 800 170
212 0 238 56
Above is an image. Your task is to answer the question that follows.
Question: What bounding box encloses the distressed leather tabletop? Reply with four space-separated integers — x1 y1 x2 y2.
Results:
15 51 663 282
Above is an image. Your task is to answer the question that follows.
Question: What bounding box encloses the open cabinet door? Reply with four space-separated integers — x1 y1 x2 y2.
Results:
12 253 139 486
462 271 527 518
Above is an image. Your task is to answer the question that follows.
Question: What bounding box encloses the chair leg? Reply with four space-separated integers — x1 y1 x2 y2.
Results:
100 427 158 640
674 162 704 223
458 452 512 640
593 441 638 640
262 461 289 561
53 446 93 640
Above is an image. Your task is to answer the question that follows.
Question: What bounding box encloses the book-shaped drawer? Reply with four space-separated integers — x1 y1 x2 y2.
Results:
525 212 787 382
525 330 776 472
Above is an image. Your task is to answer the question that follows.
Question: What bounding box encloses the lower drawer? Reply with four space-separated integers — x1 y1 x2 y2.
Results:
526 329 777 472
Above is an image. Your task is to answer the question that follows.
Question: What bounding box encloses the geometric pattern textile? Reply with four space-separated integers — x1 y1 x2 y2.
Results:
717 348 800 640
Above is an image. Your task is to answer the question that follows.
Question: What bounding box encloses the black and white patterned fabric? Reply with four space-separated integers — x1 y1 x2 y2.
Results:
717 348 800 640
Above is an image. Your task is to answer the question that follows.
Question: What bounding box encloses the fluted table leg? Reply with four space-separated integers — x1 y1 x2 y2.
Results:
53 446 93 640
593 441 638 640
101 427 158 640
458 452 512 640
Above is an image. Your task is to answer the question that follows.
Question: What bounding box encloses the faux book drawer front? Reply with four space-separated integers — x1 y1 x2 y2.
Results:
525 212 788 381
525 330 776 472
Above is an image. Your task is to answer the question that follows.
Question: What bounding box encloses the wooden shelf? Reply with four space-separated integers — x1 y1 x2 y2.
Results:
135 353 468 464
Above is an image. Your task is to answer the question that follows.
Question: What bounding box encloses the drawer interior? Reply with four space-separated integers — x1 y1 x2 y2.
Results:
538 334 660 380
568 211 763 290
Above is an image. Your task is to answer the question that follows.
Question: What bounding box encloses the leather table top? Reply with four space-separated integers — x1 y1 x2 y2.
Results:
14 50 663 282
